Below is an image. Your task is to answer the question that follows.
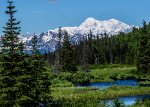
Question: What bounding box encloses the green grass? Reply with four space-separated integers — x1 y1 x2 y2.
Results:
51 78 74 87
50 64 139 84
139 81 150 86
90 64 137 82
48 64 150 106
52 86 150 100
51 86 150 107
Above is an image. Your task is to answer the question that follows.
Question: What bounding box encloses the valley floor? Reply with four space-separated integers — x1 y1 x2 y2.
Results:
48 64 150 107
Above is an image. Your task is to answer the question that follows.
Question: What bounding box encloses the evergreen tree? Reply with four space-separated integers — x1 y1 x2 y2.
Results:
137 20 150 74
53 27 63 73
88 30 94 64
25 34 52 106
81 39 90 72
1 0 21 53
0 1 52 106
61 30 77 72
0 0 22 106
31 33 39 54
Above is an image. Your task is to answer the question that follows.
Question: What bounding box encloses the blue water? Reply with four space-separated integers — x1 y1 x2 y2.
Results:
77 80 150 106
76 80 138 89
106 95 150 106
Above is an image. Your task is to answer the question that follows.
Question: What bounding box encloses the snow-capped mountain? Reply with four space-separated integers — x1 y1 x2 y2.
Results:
22 17 134 52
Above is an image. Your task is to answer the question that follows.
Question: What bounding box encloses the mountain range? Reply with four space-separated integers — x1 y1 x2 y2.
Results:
21 17 134 52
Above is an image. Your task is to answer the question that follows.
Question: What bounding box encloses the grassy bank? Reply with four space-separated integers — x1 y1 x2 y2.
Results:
51 86 150 107
48 64 150 107
138 81 150 86
52 86 150 100
50 64 145 84
89 64 137 82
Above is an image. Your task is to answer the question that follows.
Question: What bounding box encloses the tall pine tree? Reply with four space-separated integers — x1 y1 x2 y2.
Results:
23 34 52 106
81 39 90 72
61 30 77 72
137 20 150 74
0 0 22 106
53 28 63 73
0 1 52 106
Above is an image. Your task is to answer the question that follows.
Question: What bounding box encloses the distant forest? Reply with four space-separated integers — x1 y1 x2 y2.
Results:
44 22 150 73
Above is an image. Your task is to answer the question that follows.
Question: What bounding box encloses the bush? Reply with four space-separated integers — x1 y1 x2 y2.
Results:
57 96 100 107
113 98 125 107
51 78 74 87
109 73 118 80
117 73 136 80
72 72 91 83
57 72 73 81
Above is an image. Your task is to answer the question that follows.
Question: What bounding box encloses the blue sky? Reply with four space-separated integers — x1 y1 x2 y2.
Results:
0 0 150 34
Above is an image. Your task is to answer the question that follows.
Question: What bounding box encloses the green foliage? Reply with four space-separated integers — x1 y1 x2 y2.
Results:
50 65 138 84
133 99 150 107
81 40 90 72
31 34 39 54
73 25 142 66
0 53 25 106
61 30 77 73
53 27 63 73
137 21 150 74
72 71 91 83
0 1 23 106
0 1 52 105
51 78 74 87
2 0 21 53
90 65 137 82
113 98 125 107
58 96 100 107
25 40 52 106
57 72 73 82
51 86 150 107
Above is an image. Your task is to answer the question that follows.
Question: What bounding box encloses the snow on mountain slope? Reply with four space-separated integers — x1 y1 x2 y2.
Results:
22 17 134 52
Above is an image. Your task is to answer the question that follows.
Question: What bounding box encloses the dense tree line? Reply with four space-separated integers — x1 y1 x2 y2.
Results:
137 21 150 74
44 22 150 74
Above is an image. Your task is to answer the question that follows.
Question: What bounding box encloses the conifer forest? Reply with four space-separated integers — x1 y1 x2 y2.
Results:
0 0 150 107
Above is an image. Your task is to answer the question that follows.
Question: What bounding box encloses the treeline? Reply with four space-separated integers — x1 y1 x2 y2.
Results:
44 22 150 73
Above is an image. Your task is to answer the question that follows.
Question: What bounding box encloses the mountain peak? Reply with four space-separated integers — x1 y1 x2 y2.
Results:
84 17 97 22
109 18 120 22
80 17 98 28
110 19 119 21
22 17 134 52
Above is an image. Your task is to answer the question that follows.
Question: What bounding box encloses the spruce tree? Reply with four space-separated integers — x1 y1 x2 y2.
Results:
0 0 22 106
0 1 52 106
61 30 77 72
81 39 90 72
26 34 52 106
137 20 150 74
2 0 21 53
53 27 63 73
88 30 94 64
31 34 39 54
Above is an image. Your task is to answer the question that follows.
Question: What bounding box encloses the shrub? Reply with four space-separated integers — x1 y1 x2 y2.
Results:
51 78 74 87
113 98 125 107
57 72 73 81
109 73 118 80
72 72 91 83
